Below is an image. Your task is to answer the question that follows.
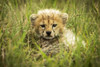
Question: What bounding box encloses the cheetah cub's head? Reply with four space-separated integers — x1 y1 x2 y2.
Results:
30 9 68 39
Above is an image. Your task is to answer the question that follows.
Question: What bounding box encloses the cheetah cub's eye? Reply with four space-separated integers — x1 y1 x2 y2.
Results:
52 24 57 27
40 24 45 28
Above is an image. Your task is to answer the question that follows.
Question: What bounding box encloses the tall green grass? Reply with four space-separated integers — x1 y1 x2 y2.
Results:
0 0 100 67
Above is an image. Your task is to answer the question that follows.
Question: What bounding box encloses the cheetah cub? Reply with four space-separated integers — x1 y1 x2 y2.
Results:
29 9 85 56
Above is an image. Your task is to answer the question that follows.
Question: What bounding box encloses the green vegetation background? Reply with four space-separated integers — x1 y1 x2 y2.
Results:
0 0 100 67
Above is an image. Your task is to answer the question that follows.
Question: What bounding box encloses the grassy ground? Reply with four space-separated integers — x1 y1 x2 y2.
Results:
0 0 100 67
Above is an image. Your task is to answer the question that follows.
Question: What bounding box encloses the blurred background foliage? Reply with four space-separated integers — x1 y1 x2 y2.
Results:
0 0 100 67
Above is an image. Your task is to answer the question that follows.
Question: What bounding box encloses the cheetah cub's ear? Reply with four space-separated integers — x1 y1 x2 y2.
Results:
30 14 38 24
61 13 68 24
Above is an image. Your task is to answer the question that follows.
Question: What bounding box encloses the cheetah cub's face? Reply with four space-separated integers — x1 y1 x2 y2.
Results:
30 9 68 39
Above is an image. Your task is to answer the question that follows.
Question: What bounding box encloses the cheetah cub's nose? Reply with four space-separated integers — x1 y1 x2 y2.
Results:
46 31 51 36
